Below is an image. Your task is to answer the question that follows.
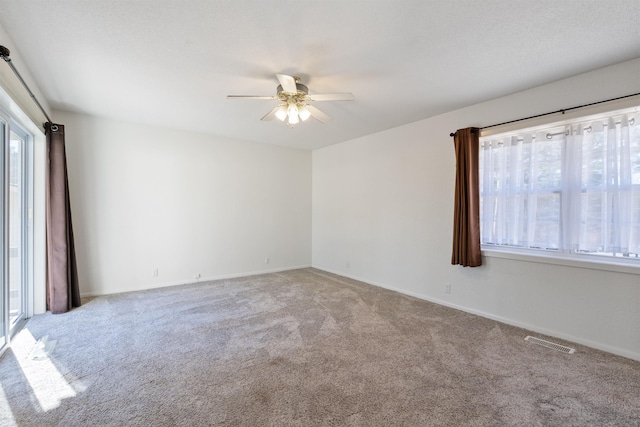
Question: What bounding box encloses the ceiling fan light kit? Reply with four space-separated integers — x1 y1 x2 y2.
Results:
228 74 354 127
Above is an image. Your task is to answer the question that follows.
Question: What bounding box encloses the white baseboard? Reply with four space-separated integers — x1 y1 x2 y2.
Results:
80 264 312 298
312 265 640 362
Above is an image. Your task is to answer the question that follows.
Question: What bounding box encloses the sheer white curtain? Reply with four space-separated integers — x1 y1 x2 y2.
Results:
480 129 563 250
565 113 640 255
480 109 640 258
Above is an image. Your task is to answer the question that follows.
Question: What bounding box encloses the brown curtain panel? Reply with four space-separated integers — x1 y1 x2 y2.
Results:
46 123 81 313
451 127 482 267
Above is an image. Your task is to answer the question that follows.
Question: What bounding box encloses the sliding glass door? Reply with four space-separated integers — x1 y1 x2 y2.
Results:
0 119 6 350
0 115 32 353
9 127 28 329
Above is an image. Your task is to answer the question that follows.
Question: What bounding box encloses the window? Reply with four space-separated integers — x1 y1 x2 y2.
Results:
479 106 640 266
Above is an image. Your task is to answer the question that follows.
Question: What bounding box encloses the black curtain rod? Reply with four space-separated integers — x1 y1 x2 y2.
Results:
0 44 53 126
449 92 640 138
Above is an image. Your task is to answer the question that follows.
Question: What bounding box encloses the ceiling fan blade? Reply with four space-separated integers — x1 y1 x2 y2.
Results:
276 74 297 94
307 93 354 101
306 105 332 123
227 95 277 100
261 106 279 121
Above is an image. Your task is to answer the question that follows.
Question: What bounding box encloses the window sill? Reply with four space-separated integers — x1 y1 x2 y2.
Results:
481 246 640 276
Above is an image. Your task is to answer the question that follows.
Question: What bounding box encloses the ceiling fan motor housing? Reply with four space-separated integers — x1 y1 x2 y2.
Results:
277 83 309 104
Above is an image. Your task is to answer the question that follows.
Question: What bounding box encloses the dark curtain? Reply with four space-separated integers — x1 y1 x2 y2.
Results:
451 127 482 267
45 123 80 313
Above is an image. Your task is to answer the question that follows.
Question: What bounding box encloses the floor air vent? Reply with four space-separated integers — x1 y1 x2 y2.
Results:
525 336 575 354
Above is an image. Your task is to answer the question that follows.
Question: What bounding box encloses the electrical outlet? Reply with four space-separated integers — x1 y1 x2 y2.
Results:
153 268 158 277
346 261 350 269
194 273 201 280
445 283 451 294
265 257 270 264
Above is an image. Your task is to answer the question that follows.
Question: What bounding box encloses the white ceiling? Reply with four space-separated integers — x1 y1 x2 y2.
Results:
0 1 639 150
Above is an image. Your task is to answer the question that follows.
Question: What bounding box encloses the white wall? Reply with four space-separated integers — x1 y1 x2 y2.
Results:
0 24 50 127
312 58 640 361
55 111 311 296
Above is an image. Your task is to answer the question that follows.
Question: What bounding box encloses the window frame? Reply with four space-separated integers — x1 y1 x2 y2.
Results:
479 97 640 275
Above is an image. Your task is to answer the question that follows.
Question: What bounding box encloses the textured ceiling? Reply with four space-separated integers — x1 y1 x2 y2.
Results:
0 0 639 150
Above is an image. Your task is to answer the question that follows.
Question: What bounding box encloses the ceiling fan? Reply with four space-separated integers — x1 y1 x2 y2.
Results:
227 74 354 126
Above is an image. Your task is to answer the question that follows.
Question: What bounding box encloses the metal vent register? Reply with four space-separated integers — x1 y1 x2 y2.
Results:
525 336 576 354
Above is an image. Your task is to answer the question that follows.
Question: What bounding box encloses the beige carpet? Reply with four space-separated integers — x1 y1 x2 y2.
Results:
1 268 638 426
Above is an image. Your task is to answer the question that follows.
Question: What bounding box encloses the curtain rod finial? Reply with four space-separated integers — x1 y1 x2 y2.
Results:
0 45 11 61
450 132 456 137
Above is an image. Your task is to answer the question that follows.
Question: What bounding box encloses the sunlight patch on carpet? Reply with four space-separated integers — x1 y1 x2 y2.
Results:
13 329 77 411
